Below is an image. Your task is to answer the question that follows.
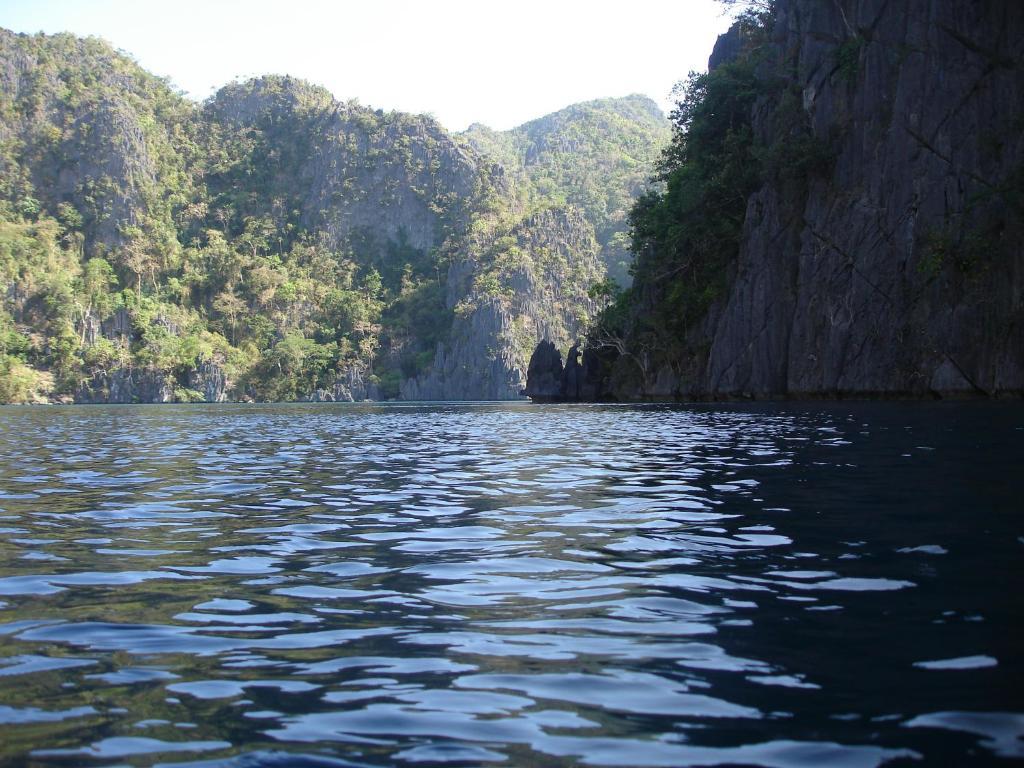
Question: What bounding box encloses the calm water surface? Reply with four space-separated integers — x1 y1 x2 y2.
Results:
0 402 1020 767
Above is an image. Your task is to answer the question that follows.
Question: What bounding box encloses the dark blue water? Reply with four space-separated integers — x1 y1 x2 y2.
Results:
0 402 1020 767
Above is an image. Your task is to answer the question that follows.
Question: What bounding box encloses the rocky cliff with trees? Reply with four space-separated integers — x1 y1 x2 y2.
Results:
532 0 1023 401
0 28 668 403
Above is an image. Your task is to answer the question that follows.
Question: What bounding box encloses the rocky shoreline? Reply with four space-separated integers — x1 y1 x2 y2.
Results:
523 340 1024 403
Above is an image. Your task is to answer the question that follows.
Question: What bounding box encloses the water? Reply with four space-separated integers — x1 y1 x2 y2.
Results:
0 402 1020 767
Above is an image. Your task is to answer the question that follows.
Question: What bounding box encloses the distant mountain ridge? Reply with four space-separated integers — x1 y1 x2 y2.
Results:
462 94 668 284
0 28 669 403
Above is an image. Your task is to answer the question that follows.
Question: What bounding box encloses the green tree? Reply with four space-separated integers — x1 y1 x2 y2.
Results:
79 257 118 318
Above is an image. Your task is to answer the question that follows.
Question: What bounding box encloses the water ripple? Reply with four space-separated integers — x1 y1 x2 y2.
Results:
0 401 1020 766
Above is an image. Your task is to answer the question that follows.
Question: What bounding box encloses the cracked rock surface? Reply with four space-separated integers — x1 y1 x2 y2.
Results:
643 0 1024 399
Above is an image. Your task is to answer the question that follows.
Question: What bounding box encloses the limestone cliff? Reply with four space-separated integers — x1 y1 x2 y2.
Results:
708 0 1023 398
403 207 603 400
0 30 664 404
581 0 1023 400
203 77 488 260
0 29 191 255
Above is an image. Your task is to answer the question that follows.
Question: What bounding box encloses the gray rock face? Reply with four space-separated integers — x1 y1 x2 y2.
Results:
76 359 227 404
76 367 174 404
632 0 1024 399
707 21 744 71
403 207 603 400
524 341 617 402
0 30 181 255
100 308 132 340
189 361 227 403
401 297 525 401
333 360 379 402
524 340 563 400
304 361 380 402
204 76 492 269
310 109 483 255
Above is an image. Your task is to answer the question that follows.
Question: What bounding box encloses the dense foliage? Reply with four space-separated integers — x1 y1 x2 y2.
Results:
462 96 669 285
0 29 667 403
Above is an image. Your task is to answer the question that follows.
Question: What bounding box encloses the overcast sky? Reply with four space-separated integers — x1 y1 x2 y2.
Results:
0 0 735 131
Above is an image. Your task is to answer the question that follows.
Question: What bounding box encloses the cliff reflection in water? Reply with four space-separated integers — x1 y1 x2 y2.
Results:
0 402 1020 766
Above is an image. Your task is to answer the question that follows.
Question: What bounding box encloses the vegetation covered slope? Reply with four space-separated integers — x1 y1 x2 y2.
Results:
0 28 668 403
403 97 671 400
0 29 201 402
463 95 669 285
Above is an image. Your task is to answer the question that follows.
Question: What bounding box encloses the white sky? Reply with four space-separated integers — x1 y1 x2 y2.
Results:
0 0 735 131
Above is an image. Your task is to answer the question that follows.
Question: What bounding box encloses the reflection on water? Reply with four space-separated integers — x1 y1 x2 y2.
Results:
0 401 1020 766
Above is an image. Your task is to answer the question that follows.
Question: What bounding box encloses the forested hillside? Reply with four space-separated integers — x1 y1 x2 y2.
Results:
462 95 668 285
0 28 667 403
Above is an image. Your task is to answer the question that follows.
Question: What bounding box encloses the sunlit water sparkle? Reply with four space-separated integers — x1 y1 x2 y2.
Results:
0 402 1020 766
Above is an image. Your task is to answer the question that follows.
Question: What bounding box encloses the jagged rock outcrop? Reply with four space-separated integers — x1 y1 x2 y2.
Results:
75 359 227 404
562 344 584 400
305 361 380 402
204 77 488 257
523 340 563 400
403 207 604 400
402 297 523 400
334 360 378 402
707 20 744 71
76 367 174 404
599 0 1023 400
189 360 227 403
0 30 189 255
524 340 616 402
